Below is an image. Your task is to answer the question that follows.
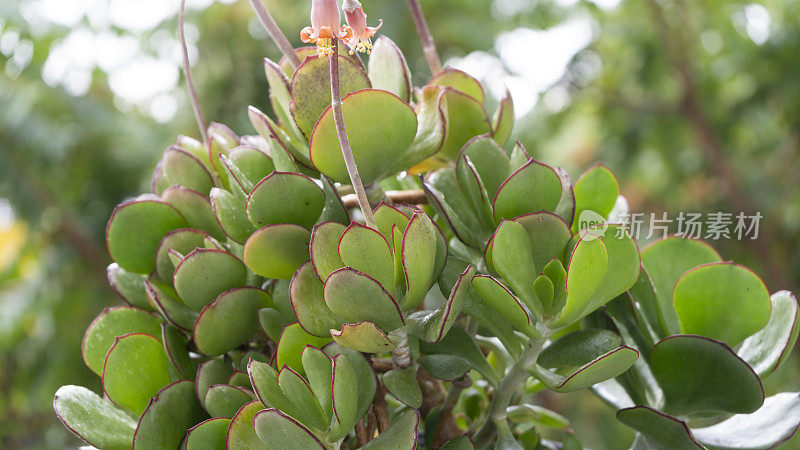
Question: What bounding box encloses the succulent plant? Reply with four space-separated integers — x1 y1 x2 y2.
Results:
53 1 800 449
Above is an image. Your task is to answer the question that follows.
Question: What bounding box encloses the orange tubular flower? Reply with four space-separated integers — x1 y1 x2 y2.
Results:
343 0 382 54
301 0 353 58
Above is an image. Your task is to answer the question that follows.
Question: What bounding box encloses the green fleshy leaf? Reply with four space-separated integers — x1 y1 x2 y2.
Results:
243 224 311 279
185 418 230 450
400 211 438 310
418 354 471 380
513 212 572 271
106 199 187 274
310 89 417 185
226 400 267 448
673 262 770 347
205 384 254 419
161 323 197 380
430 67 485 104
173 248 248 311
373 203 410 244
331 321 397 353
419 324 500 386
196 358 234 407
161 186 225 241
493 159 562 222
738 290 800 376
310 222 347 282
81 307 162 376
248 105 307 168
651 335 764 415
367 35 412 102
53 385 136 450
319 176 350 225
339 222 395 293
145 279 198 332
107 263 152 310
246 172 325 229
617 406 702 450
405 265 475 342
692 392 800 449
399 85 446 169
437 89 492 161
277 366 328 431
551 233 608 327
322 343 377 422
458 135 510 199
490 220 540 319
531 346 638 393
254 409 325 449
102 333 171 415
423 168 489 249
492 89 514 146
154 229 206 285
227 145 275 188
328 354 359 441
361 410 419 450
538 329 622 369
264 58 302 143
193 287 272 356
291 54 370 140
209 187 255 244
640 236 722 334
301 346 334 420
471 275 532 337
534 274 555 316
275 323 332 378
506 404 570 430
383 368 422 409
441 435 476 450
572 164 619 232
456 154 495 230
324 268 404 331
162 146 215 194
290 261 342 337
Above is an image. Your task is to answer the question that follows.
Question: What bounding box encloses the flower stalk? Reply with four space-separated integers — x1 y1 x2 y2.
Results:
179 0 208 144
406 0 442 75
249 0 302 70
329 38 377 229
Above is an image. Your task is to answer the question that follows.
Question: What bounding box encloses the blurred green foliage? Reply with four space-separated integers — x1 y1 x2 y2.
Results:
0 0 798 448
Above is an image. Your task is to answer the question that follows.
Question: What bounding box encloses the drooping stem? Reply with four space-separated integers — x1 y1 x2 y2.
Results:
406 0 442 75
432 375 473 447
249 0 302 70
472 339 544 448
179 0 208 144
329 39 377 229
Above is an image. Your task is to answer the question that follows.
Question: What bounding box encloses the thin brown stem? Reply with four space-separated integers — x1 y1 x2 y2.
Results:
249 0 302 70
342 189 428 208
406 0 442 75
330 39 377 229
432 375 472 447
355 417 369 447
179 0 208 144
373 382 390 433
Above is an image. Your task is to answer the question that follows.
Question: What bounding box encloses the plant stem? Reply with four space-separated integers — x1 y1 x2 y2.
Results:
373 382 390 432
432 375 472 447
472 339 544 448
249 0 302 70
406 0 442 75
341 189 428 208
179 0 208 144
329 39 377 229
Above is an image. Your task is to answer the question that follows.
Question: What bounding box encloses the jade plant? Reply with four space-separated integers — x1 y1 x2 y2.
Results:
53 0 800 449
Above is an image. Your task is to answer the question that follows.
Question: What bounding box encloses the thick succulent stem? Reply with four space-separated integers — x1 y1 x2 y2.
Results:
329 39 377 229
390 331 411 369
249 0 302 70
432 374 473 447
179 0 208 144
406 0 442 75
472 339 544 448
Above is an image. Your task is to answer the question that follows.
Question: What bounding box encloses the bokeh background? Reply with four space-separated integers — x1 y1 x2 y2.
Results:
1 0 799 447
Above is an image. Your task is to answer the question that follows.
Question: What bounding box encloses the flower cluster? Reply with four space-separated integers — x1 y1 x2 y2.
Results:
300 0 382 57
